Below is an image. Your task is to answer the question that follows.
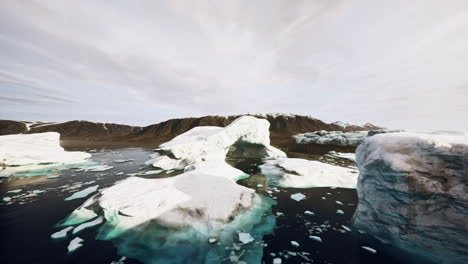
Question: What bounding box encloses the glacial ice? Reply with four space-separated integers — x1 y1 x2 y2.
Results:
67 237 84 253
72 216 104 234
353 131 468 263
290 193 306 201
293 130 368 146
0 132 90 176
146 116 286 171
64 185 99 201
260 158 358 188
239 232 255 244
51 226 73 239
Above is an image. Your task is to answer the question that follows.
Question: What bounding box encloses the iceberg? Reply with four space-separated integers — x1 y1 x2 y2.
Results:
64 185 99 201
7 189 22 194
290 193 306 201
260 158 358 188
146 116 286 171
67 237 84 253
72 216 104 234
0 132 90 176
353 132 468 263
293 130 368 146
238 232 255 244
51 226 73 239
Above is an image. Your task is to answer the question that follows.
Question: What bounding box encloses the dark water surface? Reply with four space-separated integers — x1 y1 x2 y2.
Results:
0 148 405 264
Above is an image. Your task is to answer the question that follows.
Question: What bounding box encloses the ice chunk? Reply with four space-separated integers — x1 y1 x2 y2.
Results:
47 175 60 179
3 197 11 202
65 185 99 201
61 207 98 226
336 210 344 215
260 158 358 189
145 116 286 171
293 130 368 146
361 246 377 254
140 170 162 175
341 225 351 232
238 232 254 244
273 258 282 264
113 159 133 163
67 237 84 253
257 184 263 187
32 190 46 194
208 238 217 244
327 151 356 161
72 216 104 234
309 236 322 242
290 193 306 201
7 189 22 194
0 132 90 175
51 226 73 239
304 210 314 216
336 201 343 205
83 165 113 172
290 241 300 247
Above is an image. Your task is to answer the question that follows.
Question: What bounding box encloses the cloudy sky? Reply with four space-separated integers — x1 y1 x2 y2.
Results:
0 0 467 130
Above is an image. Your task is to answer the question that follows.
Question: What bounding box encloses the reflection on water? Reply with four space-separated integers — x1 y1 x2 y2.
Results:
0 148 405 264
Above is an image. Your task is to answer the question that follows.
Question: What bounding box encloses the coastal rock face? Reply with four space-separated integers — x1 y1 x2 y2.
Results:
353 132 468 263
0 120 27 135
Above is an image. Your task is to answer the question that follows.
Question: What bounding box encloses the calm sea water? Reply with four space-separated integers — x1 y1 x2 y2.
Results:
0 148 405 264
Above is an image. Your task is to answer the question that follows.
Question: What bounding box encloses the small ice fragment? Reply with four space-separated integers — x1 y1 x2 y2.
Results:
341 225 351 232
309 236 322 242
84 165 113 172
115 172 124 175
336 201 344 205
257 184 263 187
238 232 254 244
273 258 282 264
321 197 326 200
47 175 60 179
51 226 73 239
72 216 104 234
304 210 314 216
290 193 306 201
208 238 217 244
336 209 344 215
326 193 332 195
361 246 377 254
7 189 22 194
291 241 300 247
32 190 46 194
65 185 99 201
165 170 175 174
2 197 11 202
276 212 284 217
67 237 84 253
142 170 162 175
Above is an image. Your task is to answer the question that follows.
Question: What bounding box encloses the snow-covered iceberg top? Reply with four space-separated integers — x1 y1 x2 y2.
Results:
293 130 368 146
0 132 91 176
353 131 468 263
146 116 286 171
260 158 358 188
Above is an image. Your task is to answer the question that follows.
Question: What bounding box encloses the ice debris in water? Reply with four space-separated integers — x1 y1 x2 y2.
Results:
361 246 377 254
336 201 343 205
208 238 217 244
336 209 344 214
7 189 22 194
238 233 254 244
64 185 99 201
291 241 300 247
341 225 351 232
309 236 322 243
273 258 282 264
32 190 46 194
110 256 127 264
290 193 306 201
257 184 263 187
51 226 73 239
141 170 162 175
72 216 104 234
83 165 113 172
67 237 84 253
304 210 315 215
3 197 11 202
113 159 133 163
47 175 60 179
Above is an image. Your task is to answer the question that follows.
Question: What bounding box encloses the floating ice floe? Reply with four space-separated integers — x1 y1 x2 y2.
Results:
336 201 343 205
361 246 377 254
64 185 99 201
3 197 11 203
291 241 300 247
239 232 254 244
72 216 104 234
82 165 113 172
290 193 306 201
7 189 22 194
327 151 356 161
336 210 344 215
113 159 133 163
0 132 90 176
261 158 358 188
309 236 322 243
208 238 217 244
32 190 46 194
341 225 351 232
273 258 282 264
146 116 286 171
51 226 73 239
304 211 315 216
67 237 84 253
293 130 368 146
354 131 468 263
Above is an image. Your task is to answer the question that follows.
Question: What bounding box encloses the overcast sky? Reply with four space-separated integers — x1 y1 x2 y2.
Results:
0 0 467 130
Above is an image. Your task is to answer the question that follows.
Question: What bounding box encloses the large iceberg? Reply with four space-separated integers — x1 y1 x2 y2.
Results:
293 130 368 146
0 132 90 176
146 116 286 171
353 132 468 263
260 158 358 188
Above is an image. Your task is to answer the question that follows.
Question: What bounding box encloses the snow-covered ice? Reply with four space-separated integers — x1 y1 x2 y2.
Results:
64 185 99 201
0 132 90 176
67 237 84 253
238 232 254 244
261 158 358 188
